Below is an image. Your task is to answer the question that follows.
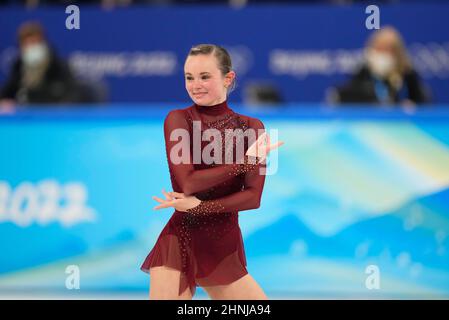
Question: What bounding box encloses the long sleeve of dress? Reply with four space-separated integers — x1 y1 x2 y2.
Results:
187 160 266 214
185 118 267 214
164 110 261 196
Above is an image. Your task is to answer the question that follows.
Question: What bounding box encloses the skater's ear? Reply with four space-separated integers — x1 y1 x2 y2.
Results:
224 70 236 92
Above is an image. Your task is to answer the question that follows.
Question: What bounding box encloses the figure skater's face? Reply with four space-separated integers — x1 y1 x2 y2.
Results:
184 54 235 106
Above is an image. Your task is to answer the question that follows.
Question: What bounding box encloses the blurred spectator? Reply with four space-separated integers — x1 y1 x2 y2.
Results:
243 81 284 106
0 21 95 109
329 26 431 107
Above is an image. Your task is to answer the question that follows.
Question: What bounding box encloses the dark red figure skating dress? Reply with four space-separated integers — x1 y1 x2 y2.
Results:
140 100 266 296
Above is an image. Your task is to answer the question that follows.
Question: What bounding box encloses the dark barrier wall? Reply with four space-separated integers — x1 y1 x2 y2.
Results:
1 4 448 103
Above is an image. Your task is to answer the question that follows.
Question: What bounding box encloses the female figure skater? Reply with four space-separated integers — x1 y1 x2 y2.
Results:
140 44 283 300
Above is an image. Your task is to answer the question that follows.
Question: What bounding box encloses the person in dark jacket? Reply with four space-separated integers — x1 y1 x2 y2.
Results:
332 26 431 106
0 21 84 108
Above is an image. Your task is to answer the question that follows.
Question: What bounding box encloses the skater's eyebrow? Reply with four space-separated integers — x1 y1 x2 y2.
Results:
185 72 211 75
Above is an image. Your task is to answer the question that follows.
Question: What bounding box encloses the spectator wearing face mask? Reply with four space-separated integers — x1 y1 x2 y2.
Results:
330 26 431 106
0 21 85 109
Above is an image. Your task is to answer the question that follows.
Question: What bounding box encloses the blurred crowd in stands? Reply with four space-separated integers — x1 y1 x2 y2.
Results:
0 0 439 111
0 18 431 111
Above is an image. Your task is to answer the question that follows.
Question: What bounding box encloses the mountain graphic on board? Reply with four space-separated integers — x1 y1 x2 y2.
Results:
245 187 449 270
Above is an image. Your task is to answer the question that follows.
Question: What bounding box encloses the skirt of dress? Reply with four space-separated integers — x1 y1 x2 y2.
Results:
140 210 248 296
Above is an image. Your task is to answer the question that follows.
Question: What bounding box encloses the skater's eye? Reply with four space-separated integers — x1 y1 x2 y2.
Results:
201 75 210 80
185 76 194 81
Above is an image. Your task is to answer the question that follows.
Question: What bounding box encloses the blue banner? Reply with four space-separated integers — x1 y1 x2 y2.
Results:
1 4 449 104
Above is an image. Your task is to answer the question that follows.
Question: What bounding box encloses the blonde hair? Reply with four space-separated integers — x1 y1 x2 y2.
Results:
367 26 412 75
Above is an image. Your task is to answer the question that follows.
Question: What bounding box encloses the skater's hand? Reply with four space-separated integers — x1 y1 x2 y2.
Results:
246 132 284 163
152 189 201 212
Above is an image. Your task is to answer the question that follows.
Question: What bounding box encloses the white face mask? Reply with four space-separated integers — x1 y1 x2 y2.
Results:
366 49 395 78
22 43 48 67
